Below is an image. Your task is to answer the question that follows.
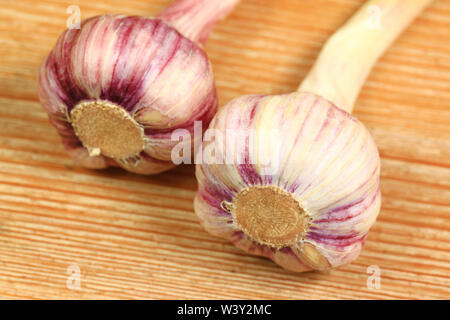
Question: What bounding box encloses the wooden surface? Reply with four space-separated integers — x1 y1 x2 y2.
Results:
0 0 449 300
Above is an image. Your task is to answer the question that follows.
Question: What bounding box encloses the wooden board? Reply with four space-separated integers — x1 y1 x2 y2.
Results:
0 0 449 299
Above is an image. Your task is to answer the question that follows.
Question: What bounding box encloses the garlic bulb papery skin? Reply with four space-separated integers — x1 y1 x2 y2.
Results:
196 92 381 271
195 0 432 272
38 0 240 174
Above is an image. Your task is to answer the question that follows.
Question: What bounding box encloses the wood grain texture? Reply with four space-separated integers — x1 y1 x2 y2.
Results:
0 0 449 299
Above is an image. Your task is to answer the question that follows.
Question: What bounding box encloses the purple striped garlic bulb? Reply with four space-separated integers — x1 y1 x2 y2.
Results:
195 0 432 271
38 0 239 174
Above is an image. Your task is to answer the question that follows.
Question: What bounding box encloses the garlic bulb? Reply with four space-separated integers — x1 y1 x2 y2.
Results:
38 0 239 174
195 0 432 271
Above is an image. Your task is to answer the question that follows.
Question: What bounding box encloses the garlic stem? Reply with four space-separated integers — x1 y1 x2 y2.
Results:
299 0 433 113
157 0 240 45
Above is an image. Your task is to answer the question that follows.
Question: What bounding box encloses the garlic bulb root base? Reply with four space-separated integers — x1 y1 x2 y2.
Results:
223 185 310 249
71 100 145 160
